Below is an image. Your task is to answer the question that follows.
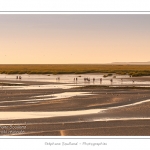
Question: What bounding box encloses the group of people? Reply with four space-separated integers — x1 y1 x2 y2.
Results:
83 77 103 83
74 78 78 82
76 77 134 84
16 76 22 79
55 76 135 84
56 77 60 81
84 78 90 82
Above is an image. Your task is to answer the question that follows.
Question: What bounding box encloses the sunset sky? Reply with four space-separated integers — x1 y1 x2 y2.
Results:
0 14 150 64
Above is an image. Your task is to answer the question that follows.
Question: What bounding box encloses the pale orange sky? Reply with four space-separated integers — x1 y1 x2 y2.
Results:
0 14 150 64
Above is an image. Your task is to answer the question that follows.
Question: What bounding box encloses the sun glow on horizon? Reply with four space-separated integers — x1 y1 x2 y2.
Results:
0 14 150 64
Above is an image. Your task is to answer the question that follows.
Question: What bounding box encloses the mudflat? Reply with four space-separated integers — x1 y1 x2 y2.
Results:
0 75 150 136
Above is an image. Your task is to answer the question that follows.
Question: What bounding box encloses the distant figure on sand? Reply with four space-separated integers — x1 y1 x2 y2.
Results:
76 78 78 82
84 78 90 83
16 76 18 79
100 78 102 84
19 76 22 79
93 78 95 82
56 77 60 81
110 79 113 84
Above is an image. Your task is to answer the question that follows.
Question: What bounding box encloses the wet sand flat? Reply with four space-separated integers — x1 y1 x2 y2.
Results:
0 74 150 136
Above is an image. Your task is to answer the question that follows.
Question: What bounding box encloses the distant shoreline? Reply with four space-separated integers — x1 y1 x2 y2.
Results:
0 64 150 77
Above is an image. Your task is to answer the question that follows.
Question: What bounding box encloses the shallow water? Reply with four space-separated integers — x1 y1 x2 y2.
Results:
32 92 92 99
0 74 150 90
1 74 150 121
0 109 103 120
93 117 150 122
0 92 93 106
108 98 150 110
1 84 80 90
1 97 150 120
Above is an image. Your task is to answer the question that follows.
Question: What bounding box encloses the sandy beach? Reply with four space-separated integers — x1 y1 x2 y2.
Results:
0 74 150 136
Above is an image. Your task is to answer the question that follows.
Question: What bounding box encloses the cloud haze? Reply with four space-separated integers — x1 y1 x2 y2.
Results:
0 14 150 64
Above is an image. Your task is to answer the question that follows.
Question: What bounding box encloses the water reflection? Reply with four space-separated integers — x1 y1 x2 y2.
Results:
0 109 103 120
1 74 150 86
93 117 150 122
0 92 93 106
1 84 81 90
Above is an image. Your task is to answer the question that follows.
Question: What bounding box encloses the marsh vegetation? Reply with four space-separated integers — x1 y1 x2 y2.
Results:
0 64 150 77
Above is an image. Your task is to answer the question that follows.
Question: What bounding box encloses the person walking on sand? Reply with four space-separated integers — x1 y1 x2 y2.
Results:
121 78 123 82
93 78 95 82
110 79 113 84
100 78 102 84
